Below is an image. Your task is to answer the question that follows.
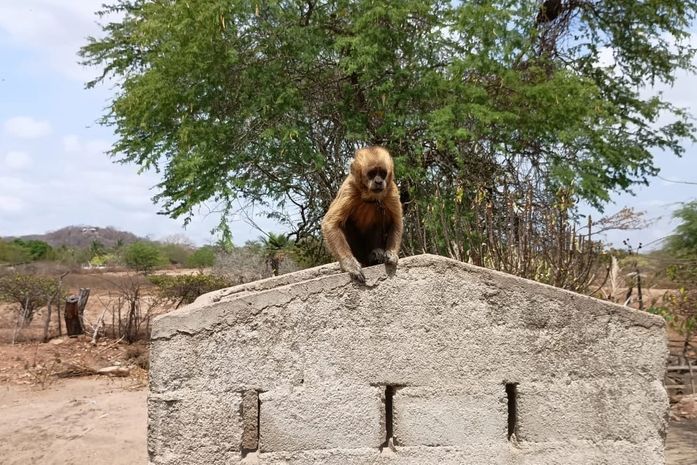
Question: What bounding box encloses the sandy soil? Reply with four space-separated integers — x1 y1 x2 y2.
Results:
0 378 147 465
1 378 696 465
666 419 697 465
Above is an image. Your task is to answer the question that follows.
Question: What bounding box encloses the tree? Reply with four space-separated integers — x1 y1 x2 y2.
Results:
160 243 193 266
186 246 217 269
122 241 165 273
12 239 53 261
666 201 697 258
0 274 59 343
654 201 697 358
0 240 31 265
81 1 696 267
259 233 292 276
89 240 106 258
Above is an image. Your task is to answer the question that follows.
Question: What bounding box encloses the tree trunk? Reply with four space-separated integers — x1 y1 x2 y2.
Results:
54 272 69 337
77 288 90 330
12 296 30 344
64 297 82 337
56 299 62 336
43 297 53 343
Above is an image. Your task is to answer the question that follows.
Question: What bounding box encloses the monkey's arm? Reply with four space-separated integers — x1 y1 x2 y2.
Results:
321 187 365 283
384 187 404 266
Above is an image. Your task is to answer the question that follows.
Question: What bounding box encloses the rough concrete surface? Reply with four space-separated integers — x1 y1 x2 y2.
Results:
148 254 668 465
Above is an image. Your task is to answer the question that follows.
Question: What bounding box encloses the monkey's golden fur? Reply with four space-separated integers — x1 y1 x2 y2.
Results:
321 146 403 282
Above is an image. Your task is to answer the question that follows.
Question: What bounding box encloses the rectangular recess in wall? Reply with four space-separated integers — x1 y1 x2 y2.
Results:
505 383 518 440
241 390 261 456
382 385 396 449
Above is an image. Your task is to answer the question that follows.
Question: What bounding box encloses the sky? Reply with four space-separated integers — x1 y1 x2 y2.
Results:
0 1 695 249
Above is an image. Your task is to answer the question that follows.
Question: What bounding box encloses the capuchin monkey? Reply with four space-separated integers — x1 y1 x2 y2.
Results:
321 146 403 283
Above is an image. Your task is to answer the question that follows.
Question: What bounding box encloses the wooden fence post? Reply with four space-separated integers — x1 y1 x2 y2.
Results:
64 296 82 337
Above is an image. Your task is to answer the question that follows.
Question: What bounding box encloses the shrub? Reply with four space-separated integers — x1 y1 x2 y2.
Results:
122 241 165 272
186 246 216 269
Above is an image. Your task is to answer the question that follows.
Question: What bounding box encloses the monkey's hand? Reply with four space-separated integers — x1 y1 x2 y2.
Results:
368 248 386 265
340 256 366 283
385 250 399 267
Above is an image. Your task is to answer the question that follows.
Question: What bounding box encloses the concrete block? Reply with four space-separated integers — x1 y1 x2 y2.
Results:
148 390 243 465
259 384 384 452
393 386 507 446
515 438 665 465
516 379 668 443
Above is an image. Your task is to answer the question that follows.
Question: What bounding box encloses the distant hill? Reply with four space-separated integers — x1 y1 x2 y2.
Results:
8 226 145 249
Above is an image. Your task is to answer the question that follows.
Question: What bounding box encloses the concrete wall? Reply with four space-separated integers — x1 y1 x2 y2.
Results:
148 254 668 465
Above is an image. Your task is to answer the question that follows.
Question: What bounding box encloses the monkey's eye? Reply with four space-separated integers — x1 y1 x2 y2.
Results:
367 168 388 179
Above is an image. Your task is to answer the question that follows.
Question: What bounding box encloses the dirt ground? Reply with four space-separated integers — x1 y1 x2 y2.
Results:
667 419 697 465
0 378 147 465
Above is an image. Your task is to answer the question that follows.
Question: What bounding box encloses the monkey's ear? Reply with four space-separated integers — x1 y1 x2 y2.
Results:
350 159 360 178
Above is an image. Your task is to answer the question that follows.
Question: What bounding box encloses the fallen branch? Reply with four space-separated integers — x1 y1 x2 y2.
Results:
55 363 97 378
91 306 109 345
55 363 131 378
96 366 130 377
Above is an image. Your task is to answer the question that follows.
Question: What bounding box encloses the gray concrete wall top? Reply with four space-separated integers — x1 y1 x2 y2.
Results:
148 254 668 465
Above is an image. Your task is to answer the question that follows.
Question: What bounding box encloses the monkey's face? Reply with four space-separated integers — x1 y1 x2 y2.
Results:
364 165 389 193
350 147 394 198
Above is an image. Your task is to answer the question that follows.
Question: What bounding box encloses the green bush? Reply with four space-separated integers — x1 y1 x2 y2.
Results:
122 241 165 272
186 246 216 269
12 239 54 261
0 240 31 265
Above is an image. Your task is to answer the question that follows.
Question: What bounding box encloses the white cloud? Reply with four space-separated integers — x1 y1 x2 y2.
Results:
0 195 23 213
4 151 32 169
62 135 81 153
62 134 111 159
3 116 52 139
0 1 112 81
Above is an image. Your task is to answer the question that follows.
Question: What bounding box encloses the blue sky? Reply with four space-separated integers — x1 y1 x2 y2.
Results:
0 1 695 248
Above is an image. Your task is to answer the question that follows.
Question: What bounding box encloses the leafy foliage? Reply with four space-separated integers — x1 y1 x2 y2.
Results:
122 241 165 272
259 233 292 276
666 201 697 258
0 239 56 265
186 245 217 268
81 1 697 270
0 240 32 265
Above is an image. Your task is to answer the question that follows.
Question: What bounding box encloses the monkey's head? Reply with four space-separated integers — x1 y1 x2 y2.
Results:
350 146 394 200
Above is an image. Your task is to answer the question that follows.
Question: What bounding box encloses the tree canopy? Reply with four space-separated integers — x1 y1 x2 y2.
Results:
122 241 165 272
666 200 697 258
81 0 696 265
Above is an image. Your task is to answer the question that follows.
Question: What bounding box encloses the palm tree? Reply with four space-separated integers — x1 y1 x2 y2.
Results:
259 233 291 276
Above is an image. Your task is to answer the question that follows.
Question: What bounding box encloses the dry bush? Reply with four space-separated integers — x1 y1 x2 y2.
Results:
149 273 233 308
96 273 161 342
125 343 149 370
214 245 301 284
